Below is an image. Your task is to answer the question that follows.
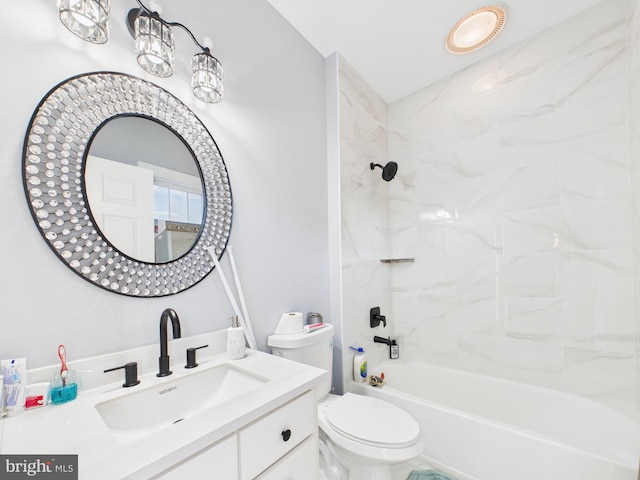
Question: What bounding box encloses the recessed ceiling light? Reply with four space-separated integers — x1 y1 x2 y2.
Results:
446 6 507 54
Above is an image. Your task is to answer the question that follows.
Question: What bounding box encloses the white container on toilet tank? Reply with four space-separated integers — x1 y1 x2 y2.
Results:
268 324 334 397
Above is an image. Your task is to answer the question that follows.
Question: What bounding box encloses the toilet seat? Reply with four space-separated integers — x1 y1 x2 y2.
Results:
318 393 423 467
324 393 420 448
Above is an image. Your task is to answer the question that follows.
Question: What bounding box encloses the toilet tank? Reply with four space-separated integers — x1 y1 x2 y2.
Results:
267 324 334 398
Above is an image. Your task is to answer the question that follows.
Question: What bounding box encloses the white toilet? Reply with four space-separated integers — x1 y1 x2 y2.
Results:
268 324 422 480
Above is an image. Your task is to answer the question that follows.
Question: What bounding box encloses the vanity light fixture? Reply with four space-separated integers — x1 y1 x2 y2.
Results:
192 37 224 104
126 0 224 102
57 0 224 103
57 0 110 44
130 5 175 78
446 6 507 54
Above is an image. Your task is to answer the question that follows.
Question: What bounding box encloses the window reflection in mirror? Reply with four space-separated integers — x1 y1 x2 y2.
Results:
84 116 204 263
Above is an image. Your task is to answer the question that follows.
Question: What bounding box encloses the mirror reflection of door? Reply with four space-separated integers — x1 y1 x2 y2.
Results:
85 156 155 262
84 116 204 263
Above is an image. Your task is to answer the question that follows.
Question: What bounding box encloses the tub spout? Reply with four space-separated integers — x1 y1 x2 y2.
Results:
374 335 399 359
373 335 391 345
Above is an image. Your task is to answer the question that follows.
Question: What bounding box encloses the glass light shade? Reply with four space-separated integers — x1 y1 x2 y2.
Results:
446 6 506 54
58 0 110 44
134 12 175 78
192 52 224 103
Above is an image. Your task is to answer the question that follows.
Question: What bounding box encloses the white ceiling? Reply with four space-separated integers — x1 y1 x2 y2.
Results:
266 0 607 103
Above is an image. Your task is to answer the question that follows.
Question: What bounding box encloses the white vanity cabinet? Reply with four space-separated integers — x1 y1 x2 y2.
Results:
239 391 317 479
154 390 318 480
154 434 238 479
254 437 317 479
5 346 326 480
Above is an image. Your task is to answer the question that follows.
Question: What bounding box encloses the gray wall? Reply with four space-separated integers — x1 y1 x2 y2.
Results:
0 0 330 367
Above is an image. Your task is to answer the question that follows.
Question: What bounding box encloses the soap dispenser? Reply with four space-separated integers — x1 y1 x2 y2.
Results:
227 315 246 360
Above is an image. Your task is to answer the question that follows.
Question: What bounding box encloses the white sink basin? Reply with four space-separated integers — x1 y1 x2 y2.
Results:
95 363 268 438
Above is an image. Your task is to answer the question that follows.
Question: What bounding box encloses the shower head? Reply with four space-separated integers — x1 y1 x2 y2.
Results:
370 161 398 182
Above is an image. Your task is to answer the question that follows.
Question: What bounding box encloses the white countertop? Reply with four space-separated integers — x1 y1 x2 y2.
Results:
0 340 326 479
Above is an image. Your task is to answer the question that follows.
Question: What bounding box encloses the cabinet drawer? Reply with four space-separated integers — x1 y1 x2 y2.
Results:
153 433 238 479
239 391 315 480
255 436 318 480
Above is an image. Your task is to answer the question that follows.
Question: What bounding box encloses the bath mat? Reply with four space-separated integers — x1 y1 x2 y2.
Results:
407 470 456 480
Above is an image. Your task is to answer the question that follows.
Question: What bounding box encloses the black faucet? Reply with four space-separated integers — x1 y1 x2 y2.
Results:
374 335 400 359
158 308 182 377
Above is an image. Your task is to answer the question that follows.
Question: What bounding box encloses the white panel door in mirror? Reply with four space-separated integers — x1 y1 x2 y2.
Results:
85 155 155 263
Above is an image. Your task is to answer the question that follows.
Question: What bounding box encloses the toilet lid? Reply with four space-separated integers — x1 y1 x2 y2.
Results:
324 393 420 448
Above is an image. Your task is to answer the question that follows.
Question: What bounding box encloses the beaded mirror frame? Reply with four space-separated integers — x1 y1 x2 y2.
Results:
22 72 232 297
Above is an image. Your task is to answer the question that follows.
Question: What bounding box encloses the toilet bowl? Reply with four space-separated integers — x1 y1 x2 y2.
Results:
318 393 422 480
267 324 423 480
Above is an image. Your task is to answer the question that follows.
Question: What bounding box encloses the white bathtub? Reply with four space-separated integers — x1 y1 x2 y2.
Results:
350 362 640 480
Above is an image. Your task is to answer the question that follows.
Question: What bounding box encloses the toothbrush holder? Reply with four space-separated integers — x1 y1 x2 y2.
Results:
50 370 81 405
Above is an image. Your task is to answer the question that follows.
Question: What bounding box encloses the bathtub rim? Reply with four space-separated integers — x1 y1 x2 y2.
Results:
353 361 640 469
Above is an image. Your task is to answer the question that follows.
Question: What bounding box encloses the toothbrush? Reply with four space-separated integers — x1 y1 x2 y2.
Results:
11 359 20 384
6 385 19 406
4 361 20 406
58 345 68 387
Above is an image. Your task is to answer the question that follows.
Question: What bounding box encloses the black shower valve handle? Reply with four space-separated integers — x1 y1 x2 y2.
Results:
370 306 387 328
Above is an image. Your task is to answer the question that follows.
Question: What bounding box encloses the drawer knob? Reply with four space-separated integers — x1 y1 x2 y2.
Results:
281 429 292 442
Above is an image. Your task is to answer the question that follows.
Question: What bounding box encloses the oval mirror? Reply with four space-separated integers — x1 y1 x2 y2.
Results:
22 72 233 297
85 116 204 263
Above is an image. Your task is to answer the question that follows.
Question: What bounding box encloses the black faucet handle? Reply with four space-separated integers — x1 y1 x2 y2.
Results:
370 307 387 328
185 344 209 369
104 362 140 388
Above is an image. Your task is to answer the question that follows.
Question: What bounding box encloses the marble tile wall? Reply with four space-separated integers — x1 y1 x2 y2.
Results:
336 0 640 417
306 0 640 415
338 57 395 385
629 0 640 413
383 0 639 416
